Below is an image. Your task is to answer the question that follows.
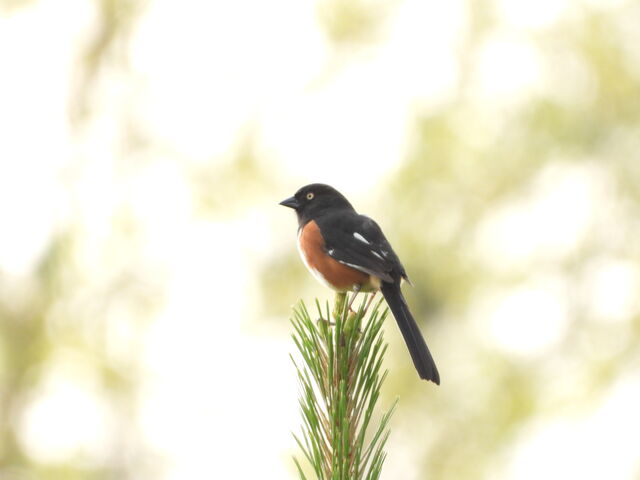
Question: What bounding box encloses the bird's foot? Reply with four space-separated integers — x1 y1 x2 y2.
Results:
316 317 335 328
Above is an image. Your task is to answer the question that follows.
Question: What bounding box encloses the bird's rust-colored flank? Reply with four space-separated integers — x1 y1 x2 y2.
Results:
299 220 370 291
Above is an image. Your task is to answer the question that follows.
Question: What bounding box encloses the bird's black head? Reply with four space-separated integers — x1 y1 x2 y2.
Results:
280 183 354 227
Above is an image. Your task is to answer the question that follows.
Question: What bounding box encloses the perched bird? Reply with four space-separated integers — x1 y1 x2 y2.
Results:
280 183 439 384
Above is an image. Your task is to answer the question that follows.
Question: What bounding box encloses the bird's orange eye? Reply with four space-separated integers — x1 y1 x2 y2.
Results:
306 192 314 200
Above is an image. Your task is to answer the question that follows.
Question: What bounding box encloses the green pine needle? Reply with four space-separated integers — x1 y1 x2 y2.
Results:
291 293 397 480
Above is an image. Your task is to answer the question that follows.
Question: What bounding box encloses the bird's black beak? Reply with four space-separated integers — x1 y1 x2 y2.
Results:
279 196 300 209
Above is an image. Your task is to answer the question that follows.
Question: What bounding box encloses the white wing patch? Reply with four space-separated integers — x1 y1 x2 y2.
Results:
340 260 367 271
371 250 384 260
353 232 370 244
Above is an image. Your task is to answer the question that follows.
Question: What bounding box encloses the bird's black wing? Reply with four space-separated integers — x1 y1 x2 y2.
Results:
317 210 438 383
316 212 406 283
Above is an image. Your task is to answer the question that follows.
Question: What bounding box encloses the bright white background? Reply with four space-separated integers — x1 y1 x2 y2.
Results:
1 0 639 478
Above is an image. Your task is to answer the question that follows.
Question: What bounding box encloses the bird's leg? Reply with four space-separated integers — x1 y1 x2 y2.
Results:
347 284 361 312
341 285 364 338
363 291 377 314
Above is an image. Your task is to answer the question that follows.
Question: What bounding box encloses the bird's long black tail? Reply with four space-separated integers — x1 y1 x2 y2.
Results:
380 282 440 384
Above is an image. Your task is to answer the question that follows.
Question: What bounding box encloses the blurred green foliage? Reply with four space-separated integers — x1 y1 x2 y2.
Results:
266 1 640 479
1 0 639 479
316 0 391 46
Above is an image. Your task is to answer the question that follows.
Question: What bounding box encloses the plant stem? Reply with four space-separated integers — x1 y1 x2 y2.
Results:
291 293 396 480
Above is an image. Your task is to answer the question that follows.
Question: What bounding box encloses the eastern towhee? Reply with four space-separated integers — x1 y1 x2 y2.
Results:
280 183 440 384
